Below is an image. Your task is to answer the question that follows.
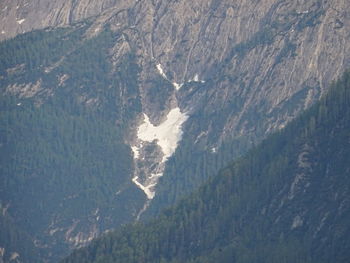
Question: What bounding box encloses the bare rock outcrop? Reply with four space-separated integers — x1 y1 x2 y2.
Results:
0 0 133 41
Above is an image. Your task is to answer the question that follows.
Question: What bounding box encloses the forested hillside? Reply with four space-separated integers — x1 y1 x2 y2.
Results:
62 71 350 263
0 25 144 261
1 1 350 261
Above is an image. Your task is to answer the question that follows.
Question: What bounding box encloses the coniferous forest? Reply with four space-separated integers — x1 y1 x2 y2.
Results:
0 4 349 262
62 71 350 263
0 24 144 261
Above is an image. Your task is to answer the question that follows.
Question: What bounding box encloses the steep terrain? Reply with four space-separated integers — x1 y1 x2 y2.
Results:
0 26 145 261
0 0 133 41
62 70 350 263
1 0 350 261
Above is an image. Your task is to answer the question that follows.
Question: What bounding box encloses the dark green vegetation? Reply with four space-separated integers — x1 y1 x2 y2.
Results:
0 211 40 262
1 9 349 262
0 24 143 261
63 71 350 263
0 21 250 262
145 4 327 218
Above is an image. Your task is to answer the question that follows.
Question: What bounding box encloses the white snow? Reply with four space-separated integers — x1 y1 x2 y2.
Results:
156 63 168 79
130 63 189 201
10 252 20 261
173 82 183 90
191 74 205 83
156 64 183 90
132 107 188 199
131 146 140 159
297 10 309 14
17 19 25 24
137 108 188 160
1 30 5 34
132 176 155 199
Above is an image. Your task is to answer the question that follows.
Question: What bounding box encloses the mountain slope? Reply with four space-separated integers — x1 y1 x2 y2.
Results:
0 26 144 261
0 0 133 41
148 0 350 214
62 70 350 263
1 0 350 261
0 212 40 263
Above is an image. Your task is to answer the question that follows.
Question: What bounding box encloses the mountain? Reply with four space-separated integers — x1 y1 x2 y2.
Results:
62 70 350 263
0 27 146 261
0 0 350 261
0 0 131 42
0 212 40 263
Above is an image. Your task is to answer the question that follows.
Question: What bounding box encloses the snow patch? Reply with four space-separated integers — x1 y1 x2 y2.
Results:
1 30 5 34
17 19 25 24
130 62 190 202
191 74 205 83
173 82 183 90
132 108 188 199
10 252 20 261
156 63 168 79
137 108 188 160
133 176 157 199
156 63 183 90
131 146 140 159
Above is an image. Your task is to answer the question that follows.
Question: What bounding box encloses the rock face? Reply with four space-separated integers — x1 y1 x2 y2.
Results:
61 70 350 263
0 0 133 41
2 1 350 140
1 0 350 261
118 0 350 215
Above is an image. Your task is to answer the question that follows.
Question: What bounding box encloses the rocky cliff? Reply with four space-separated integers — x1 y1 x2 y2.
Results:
0 0 132 41
1 0 350 261
61 69 350 263
115 0 350 216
